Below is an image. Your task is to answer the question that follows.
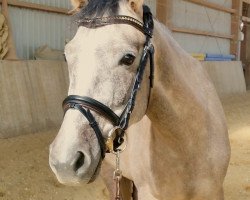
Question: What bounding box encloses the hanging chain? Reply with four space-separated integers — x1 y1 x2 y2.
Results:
113 150 123 200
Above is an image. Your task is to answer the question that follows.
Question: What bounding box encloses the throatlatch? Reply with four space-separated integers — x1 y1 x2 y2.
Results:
63 5 154 157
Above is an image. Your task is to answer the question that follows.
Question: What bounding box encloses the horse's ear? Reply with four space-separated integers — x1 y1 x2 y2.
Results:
70 0 87 13
127 0 144 14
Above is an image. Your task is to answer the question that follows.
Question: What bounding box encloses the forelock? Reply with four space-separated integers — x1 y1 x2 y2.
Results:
75 0 120 19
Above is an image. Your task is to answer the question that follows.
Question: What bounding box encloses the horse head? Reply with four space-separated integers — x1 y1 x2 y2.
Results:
49 0 153 185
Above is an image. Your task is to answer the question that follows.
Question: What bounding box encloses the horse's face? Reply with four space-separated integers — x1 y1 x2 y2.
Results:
49 0 149 185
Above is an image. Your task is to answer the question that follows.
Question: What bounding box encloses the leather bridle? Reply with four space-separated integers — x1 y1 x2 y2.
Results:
63 5 155 159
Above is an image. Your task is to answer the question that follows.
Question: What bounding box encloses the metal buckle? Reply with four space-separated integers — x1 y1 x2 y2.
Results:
106 126 127 153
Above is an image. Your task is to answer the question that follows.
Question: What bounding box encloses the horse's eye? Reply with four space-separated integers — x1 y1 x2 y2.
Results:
120 54 136 66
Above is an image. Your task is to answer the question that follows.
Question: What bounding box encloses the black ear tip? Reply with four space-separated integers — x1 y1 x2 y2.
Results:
143 5 150 13
143 5 154 36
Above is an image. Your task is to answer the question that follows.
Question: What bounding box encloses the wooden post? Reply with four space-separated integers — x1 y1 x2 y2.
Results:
231 0 241 59
1 0 18 60
156 0 173 28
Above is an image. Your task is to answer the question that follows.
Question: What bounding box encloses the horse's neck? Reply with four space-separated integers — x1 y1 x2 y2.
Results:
125 22 215 193
124 22 228 197
147 21 213 140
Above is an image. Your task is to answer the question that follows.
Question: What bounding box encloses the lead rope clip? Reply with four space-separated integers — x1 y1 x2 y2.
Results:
113 150 122 200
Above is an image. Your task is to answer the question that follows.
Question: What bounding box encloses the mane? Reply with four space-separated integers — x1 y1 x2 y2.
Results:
75 0 120 20
154 20 191 58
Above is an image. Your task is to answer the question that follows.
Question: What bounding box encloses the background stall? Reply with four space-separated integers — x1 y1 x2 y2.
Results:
0 0 250 200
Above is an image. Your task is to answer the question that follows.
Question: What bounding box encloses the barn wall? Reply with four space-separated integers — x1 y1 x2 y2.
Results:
145 0 156 15
19 0 71 9
7 0 156 60
9 8 74 60
203 61 246 97
6 0 75 59
0 61 68 138
0 60 246 138
171 0 232 54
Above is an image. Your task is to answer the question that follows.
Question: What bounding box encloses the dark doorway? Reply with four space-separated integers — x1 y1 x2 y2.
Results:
241 2 250 89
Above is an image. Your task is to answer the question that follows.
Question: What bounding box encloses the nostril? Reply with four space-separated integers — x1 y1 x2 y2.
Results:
74 151 85 172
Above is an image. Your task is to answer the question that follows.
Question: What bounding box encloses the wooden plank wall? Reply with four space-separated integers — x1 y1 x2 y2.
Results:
0 0 69 15
0 0 245 57
0 60 68 138
157 0 173 28
157 0 242 57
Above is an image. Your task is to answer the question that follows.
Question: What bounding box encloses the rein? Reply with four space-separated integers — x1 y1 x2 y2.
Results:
63 5 154 159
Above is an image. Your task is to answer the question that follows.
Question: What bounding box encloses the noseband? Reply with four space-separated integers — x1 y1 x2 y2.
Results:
63 6 154 159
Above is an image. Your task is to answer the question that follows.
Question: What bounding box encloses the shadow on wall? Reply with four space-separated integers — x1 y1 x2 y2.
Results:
0 60 69 138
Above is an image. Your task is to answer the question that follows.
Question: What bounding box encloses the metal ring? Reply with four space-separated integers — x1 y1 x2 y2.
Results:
106 126 127 154
112 134 127 155
108 126 121 138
